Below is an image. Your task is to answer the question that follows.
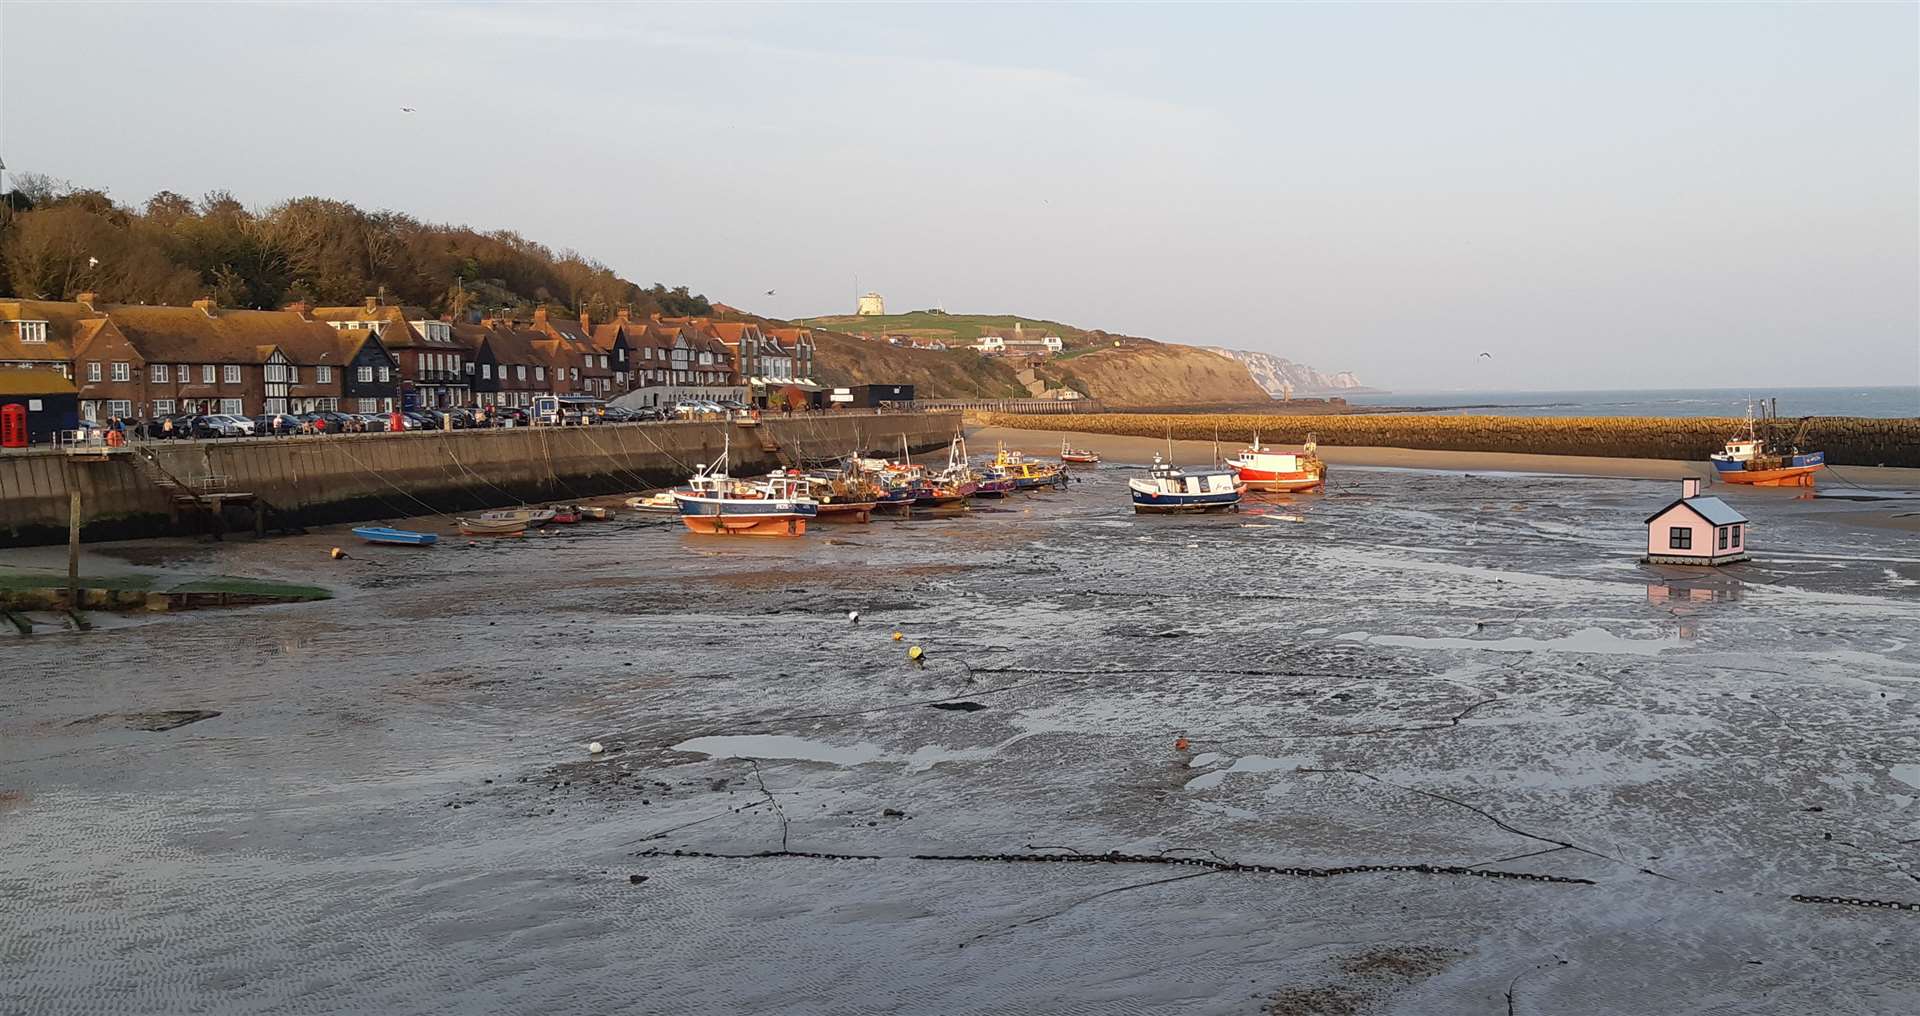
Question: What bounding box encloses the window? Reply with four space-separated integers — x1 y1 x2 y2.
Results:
56 363 70 378
221 399 243 415
112 362 131 382
176 365 189 381
108 399 131 417
82 401 100 422
378 366 390 382
151 364 169 383
481 364 492 380
198 365 213 384
535 367 546 381
359 398 379 413
1717 527 1729 551
599 355 608 369
16 320 48 343
1731 524 1743 548
87 362 102 382
357 366 373 383
316 366 332 383
516 365 526 380
153 399 176 415
570 368 578 380
224 365 241 384
1669 526 1692 550
317 398 338 411
584 354 593 369
287 366 299 384
616 349 625 363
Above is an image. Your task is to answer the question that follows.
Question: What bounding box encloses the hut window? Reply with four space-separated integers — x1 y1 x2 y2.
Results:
1731 524 1742 548
1668 527 1691 550
1718 527 1729 550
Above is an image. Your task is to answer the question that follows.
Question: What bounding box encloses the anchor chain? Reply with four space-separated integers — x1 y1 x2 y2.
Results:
636 847 1596 885
1790 894 1920 912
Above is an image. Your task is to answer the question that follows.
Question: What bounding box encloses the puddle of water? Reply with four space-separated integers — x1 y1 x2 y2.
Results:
1188 752 1224 769
1184 755 1305 791
1339 626 1681 657
672 735 885 766
1893 764 1920 792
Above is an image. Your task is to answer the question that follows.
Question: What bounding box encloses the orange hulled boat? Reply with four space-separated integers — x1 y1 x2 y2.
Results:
1227 433 1326 493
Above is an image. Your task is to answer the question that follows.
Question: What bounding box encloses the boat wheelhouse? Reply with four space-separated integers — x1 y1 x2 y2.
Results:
672 438 818 536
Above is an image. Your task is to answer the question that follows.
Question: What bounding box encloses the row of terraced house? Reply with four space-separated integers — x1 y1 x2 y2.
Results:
0 295 820 422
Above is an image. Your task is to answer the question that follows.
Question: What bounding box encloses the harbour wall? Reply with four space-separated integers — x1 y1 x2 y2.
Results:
971 412 1920 468
0 413 962 547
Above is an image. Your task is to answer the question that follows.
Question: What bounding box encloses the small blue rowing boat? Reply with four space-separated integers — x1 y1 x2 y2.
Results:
352 526 438 547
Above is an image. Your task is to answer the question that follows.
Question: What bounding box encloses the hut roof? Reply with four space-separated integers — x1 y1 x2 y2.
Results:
1646 496 1747 527
0 369 78 395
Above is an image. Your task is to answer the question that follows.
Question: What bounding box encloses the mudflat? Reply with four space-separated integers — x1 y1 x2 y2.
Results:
3 459 1917 1015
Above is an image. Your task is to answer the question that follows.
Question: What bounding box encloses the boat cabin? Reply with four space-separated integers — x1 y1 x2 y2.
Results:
1644 478 1750 566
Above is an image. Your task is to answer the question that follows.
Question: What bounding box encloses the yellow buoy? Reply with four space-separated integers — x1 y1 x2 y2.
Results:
907 645 924 662
891 631 904 641
329 547 345 560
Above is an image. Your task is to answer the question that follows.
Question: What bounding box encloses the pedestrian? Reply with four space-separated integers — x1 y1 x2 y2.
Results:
162 416 175 439
272 413 284 437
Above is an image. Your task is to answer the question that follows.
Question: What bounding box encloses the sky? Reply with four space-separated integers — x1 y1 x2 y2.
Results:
2 2 1915 391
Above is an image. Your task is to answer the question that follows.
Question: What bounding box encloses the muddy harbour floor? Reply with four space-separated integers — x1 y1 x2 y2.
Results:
4 448 1918 1015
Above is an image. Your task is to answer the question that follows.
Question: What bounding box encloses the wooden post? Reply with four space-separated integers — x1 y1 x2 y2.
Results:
67 488 81 610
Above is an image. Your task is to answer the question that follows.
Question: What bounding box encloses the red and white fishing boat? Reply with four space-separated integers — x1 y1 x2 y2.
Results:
1227 433 1326 493
1059 438 1100 464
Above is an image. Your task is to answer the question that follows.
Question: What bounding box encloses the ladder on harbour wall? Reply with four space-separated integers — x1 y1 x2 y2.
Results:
746 421 797 469
128 447 300 539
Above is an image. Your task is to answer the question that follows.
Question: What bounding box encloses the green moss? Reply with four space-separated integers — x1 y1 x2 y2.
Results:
169 577 332 600
0 569 155 592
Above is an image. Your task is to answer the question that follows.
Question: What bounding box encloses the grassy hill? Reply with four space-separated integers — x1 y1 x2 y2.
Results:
784 310 1270 407
797 313 1093 346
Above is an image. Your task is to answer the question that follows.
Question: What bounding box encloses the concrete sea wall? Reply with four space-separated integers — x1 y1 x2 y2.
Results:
0 413 961 547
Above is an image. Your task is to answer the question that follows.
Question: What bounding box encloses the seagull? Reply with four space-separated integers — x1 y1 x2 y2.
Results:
1478 352 1493 359
765 289 776 296
400 107 416 114
87 256 99 268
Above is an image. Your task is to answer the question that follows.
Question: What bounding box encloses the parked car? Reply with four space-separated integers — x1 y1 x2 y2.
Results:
204 413 256 437
630 406 665 422
303 411 356 434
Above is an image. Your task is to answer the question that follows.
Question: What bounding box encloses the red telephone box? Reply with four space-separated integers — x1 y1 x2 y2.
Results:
1 402 27 447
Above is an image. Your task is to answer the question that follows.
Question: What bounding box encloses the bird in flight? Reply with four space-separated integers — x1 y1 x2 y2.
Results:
765 289 776 296
1478 352 1493 359
400 107 416 113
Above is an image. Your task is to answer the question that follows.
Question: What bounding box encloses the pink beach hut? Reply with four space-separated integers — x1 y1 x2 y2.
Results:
1644 478 1750 566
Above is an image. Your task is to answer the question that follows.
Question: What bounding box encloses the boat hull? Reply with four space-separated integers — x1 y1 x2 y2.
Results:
1718 464 1820 487
674 492 817 536
1230 464 1325 492
352 526 437 546
457 519 526 537
970 478 1017 498
1129 489 1241 513
1061 454 1099 464
815 501 876 523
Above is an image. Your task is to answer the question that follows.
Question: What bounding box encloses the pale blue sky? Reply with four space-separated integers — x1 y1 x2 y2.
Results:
3 1 1915 390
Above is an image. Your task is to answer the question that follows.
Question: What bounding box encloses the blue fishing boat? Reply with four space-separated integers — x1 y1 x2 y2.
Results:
672 437 819 536
352 525 438 546
1127 454 1243 514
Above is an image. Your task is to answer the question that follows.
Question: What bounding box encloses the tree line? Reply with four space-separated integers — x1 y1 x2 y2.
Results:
0 171 712 319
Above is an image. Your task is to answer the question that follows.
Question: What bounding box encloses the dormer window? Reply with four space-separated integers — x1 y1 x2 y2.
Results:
16 320 48 343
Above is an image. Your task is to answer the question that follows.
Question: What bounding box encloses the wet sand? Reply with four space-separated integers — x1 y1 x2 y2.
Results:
3 462 1918 1015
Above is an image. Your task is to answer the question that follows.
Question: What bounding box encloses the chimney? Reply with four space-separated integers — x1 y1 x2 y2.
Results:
364 296 379 312
192 297 218 317
76 292 99 310
1682 477 1701 499
532 306 548 325
616 309 631 323
580 311 593 331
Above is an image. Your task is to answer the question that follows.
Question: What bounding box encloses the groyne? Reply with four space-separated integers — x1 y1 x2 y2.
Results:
971 412 1920 468
0 413 961 547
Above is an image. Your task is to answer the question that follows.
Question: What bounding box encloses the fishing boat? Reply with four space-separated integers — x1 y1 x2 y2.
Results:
549 508 582 525
970 468 1018 498
1060 438 1100 464
626 492 679 514
991 445 1067 491
802 469 882 523
1710 410 1823 487
351 525 437 547
1128 453 1243 514
477 507 556 526
457 516 527 537
672 438 819 536
1228 433 1327 493
915 439 978 508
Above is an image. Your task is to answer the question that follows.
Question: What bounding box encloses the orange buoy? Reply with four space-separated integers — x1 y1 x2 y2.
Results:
1174 737 1191 752
329 547 345 560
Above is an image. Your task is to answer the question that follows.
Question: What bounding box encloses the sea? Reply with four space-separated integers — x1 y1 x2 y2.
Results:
1343 386 1919 419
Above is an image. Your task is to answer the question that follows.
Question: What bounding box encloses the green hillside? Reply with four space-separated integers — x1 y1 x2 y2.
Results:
796 312 1093 346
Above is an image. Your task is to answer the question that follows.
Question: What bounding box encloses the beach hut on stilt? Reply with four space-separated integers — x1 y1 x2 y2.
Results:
1644 478 1749 566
